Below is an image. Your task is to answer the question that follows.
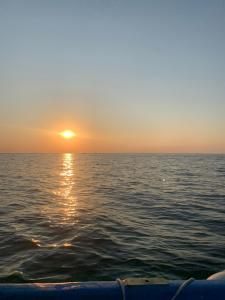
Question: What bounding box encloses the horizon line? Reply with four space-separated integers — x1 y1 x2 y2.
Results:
0 152 224 155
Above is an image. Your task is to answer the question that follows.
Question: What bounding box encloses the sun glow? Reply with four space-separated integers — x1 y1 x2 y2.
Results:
59 130 76 139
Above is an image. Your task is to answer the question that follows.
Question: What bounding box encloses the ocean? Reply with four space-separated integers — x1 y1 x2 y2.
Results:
0 153 225 282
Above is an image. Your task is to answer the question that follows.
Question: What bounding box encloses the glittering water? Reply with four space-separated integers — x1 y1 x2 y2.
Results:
0 153 225 282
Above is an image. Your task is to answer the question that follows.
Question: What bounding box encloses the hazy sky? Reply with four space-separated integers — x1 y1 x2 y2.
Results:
0 0 225 153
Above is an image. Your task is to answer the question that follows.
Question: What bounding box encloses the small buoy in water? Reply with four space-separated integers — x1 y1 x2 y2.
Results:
162 178 166 182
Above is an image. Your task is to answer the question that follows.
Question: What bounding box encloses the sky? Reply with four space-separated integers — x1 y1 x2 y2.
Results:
0 0 225 153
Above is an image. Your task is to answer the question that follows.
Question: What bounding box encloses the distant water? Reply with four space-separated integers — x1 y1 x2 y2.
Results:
0 153 225 283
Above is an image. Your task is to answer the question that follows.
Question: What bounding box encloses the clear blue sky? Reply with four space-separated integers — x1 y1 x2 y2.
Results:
0 0 225 152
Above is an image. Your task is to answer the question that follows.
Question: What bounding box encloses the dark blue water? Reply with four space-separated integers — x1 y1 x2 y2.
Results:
0 153 225 282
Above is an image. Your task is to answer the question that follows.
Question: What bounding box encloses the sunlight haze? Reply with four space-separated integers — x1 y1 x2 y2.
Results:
0 0 225 153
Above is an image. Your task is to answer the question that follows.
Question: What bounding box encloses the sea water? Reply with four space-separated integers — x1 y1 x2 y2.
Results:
0 153 225 282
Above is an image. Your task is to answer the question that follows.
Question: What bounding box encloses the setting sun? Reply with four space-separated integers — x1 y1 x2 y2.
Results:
59 130 76 139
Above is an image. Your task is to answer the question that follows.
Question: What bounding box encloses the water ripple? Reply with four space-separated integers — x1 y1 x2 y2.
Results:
0 153 225 282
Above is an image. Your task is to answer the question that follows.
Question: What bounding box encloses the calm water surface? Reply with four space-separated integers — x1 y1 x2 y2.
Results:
0 154 225 282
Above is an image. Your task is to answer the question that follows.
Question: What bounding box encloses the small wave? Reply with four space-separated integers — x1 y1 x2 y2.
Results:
1 234 41 254
0 271 27 283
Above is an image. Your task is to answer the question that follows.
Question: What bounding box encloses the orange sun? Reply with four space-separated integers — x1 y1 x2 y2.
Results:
59 130 76 139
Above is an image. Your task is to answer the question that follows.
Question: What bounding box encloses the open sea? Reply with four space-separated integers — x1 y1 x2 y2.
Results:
0 153 225 283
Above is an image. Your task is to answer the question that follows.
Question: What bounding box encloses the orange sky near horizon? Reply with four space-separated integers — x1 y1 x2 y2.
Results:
0 123 224 154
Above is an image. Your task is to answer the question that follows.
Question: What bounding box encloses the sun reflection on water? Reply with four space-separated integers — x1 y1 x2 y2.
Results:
52 153 78 225
60 153 74 197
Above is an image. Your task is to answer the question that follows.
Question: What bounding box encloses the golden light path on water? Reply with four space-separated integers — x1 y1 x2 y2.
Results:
59 153 78 226
36 153 79 249
48 153 79 231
